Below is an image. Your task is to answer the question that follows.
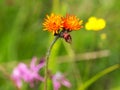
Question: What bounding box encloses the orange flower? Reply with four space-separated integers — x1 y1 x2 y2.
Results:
43 13 63 34
62 14 83 31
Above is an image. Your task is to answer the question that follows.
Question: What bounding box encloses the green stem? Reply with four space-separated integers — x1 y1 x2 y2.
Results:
44 36 59 90
78 64 120 90
52 0 60 13
63 43 83 88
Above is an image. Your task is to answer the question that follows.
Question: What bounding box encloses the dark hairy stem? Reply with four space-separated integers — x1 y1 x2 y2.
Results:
44 36 59 90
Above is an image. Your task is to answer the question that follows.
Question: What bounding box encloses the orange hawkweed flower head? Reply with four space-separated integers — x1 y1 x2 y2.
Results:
62 14 83 31
43 13 83 43
43 13 63 34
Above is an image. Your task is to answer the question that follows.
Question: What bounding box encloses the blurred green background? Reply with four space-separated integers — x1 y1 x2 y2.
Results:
0 0 120 90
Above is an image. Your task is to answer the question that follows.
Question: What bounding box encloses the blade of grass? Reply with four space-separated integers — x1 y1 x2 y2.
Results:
78 64 120 90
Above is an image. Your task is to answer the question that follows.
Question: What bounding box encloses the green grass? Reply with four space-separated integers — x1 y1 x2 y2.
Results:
0 0 120 90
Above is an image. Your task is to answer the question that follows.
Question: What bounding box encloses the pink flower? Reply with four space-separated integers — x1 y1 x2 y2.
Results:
52 72 71 90
11 57 45 88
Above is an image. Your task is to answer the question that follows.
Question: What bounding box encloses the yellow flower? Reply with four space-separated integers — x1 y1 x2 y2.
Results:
85 17 97 30
62 14 83 31
100 33 107 40
43 13 63 34
97 19 106 30
85 16 106 31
